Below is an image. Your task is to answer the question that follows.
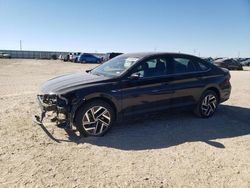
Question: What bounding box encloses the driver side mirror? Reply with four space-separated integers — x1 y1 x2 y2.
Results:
86 69 92 73
129 72 141 80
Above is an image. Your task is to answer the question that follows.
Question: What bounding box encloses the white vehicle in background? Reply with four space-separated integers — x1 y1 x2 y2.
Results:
0 52 11 59
69 52 81 62
58 54 64 60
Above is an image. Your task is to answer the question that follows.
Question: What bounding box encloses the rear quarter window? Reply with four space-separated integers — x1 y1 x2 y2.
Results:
197 62 210 71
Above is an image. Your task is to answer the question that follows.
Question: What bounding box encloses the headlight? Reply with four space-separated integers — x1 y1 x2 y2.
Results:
38 94 57 105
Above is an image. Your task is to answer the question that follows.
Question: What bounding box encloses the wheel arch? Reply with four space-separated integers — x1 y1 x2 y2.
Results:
71 95 119 124
203 86 221 102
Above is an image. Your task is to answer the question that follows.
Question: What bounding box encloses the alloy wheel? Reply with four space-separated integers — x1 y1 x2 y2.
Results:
82 106 111 135
201 94 217 117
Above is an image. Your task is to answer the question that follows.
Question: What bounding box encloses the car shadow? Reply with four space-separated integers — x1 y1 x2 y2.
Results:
60 104 250 150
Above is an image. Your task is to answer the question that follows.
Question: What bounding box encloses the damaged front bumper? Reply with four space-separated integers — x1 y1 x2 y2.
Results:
33 94 70 128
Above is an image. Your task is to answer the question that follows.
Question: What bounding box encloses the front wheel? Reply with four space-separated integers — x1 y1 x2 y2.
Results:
75 100 115 136
194 90 218 118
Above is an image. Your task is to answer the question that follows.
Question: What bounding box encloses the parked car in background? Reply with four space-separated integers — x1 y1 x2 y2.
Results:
214 57 224 61
69 53 73 61
69 52 81 62
103 52 123 62
0 52 11 59
202 57 214 63
63 54 70 62
58 54 63 60
240 59 250 66
234 58 249 64
213 58 243 70
34 52 231 136
77 53 101 63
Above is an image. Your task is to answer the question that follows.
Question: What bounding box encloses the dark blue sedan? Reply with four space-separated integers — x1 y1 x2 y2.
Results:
77 53 101 63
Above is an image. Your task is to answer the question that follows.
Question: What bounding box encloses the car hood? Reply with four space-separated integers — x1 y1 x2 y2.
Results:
40 72 110 94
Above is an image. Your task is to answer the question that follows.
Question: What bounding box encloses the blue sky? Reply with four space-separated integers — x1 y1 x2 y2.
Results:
0 0 250 57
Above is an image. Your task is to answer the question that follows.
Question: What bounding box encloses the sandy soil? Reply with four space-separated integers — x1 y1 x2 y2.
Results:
0 59 250 187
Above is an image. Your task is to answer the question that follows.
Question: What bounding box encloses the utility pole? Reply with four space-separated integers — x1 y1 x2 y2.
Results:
20 40 22 50
193 49 196 55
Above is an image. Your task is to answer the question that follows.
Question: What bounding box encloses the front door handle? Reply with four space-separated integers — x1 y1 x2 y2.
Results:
151 89 175 94
152 89 160 93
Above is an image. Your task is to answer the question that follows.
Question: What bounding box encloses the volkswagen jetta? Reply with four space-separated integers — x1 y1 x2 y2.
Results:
33 53 231 136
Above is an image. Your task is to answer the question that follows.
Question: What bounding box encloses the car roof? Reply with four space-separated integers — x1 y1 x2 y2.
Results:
120 52 197 59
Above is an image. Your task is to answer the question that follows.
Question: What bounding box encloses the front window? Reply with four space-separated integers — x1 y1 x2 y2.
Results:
91 55 139 77
130 58 168 78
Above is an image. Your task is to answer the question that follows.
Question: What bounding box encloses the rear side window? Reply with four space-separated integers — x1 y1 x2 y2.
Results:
173 58 197 73
197 62 209 71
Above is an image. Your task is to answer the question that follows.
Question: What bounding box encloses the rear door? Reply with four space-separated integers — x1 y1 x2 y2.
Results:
170 55 206 107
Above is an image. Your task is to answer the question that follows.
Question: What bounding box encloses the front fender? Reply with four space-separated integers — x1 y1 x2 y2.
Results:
70 92 121 124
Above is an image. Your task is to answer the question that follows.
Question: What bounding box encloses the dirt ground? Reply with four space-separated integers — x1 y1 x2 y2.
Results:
0 59 250 187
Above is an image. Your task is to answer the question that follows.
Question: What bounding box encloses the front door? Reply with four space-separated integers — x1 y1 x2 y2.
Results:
121 56 174 116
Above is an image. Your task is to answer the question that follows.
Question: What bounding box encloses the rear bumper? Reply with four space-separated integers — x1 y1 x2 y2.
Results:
220 87 231 103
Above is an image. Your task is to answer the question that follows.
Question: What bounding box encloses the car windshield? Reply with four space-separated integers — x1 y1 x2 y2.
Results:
91 55 139 77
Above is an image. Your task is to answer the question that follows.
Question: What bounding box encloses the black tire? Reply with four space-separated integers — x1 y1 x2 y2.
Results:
75 100 115 137
194 90 219 118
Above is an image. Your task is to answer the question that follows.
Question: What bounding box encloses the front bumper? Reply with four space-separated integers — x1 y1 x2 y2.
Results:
33 94 69 127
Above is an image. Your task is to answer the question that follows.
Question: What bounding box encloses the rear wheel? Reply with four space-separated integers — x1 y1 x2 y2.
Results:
75 100 115 136
194 90 218 118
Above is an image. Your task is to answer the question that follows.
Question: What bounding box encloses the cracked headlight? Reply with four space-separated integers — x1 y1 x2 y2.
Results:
39 94 57 105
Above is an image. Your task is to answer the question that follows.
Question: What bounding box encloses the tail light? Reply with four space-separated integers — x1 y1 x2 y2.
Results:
225 73 231 84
